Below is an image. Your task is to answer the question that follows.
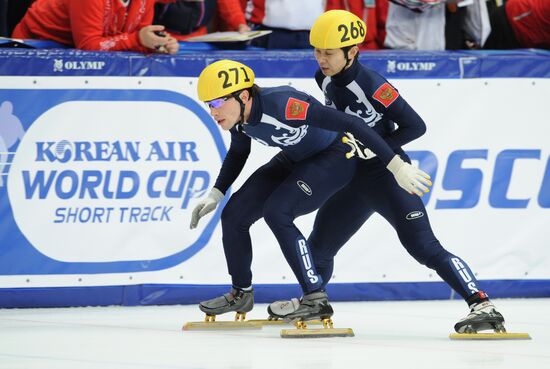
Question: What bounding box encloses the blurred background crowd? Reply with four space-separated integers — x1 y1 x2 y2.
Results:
0 0 548 55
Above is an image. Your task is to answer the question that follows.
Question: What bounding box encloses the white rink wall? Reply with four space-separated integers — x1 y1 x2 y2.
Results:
0 50 549 306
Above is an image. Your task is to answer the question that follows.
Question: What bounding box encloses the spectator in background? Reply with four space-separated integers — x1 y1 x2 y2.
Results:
12 0 179 54
383 0 491 50
154 0 250 40
0 0 34 37
484 0 550 49
446 0 491 50
246 0 326 49
384 0 447 50
326 0 389 50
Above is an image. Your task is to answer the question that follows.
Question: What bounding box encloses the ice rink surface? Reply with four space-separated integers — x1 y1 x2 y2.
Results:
1 298 549 369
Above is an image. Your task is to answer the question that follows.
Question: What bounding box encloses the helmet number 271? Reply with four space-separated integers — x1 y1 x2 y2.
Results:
218 67 251 89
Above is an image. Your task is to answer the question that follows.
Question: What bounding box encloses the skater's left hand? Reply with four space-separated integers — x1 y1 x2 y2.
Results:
190 188 224 229
386 155 432 196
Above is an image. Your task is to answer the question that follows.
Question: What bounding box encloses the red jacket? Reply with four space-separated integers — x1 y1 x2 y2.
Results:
326 0 388 50
506 0 550 49
12 0 155 52
176 0 246 40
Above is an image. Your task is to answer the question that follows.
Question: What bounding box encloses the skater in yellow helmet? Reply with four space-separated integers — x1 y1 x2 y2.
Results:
268 10 506 336
309 9 366 76
190 58 431 324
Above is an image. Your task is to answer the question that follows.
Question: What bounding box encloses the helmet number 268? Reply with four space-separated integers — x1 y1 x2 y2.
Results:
338 21 365 43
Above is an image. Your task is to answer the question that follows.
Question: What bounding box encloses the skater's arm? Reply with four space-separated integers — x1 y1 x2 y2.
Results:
308 102 431 196
214 128 251 194
382 100 427 149
364 72 426 149
307 103 396 165
190 129 250 229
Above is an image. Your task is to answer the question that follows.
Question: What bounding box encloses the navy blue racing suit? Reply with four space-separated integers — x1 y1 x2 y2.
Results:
213 86 398 293
309 60 482 299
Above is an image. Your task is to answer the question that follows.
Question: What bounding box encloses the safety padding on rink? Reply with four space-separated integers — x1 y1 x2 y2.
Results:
2 280 550 308
1 49 550 78
0 48 549 308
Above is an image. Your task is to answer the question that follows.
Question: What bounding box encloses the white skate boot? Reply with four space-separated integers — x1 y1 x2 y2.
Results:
267 298 300 320
199 287 254 319
267 292 334 324
454 300 505 333
182 288 260 330
450 299 531 340
277 292 354 338
283 291 334 323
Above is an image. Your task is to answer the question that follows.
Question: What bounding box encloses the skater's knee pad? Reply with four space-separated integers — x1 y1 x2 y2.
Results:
405 240 449 267
220 201 238 224
311 244 334 267
221 199 255 230
307 232 327 252
263 202 291 229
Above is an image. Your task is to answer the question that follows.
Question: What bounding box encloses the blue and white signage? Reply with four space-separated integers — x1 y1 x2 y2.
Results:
0 88 226 274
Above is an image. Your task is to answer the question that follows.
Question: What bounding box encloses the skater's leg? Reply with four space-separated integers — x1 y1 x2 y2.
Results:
200 154 290 315
370 169 481 299
269 164 375 318
371 167 505 332
263 148 355 294
219 153 290 288
308 175 374 289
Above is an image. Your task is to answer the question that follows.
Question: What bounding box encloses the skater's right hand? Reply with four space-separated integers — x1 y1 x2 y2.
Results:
386 155 432 197
190 188 224 229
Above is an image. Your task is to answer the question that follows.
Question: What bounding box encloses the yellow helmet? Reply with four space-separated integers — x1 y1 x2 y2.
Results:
310 10 366 49
197 59 255 102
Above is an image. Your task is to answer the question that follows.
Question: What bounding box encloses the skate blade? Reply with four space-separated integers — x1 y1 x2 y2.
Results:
182 321 262 331
248 319 322 326
280 328 354 338
449 332 531 340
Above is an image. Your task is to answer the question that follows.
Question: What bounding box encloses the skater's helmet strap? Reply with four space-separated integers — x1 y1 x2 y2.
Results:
310 10 366 49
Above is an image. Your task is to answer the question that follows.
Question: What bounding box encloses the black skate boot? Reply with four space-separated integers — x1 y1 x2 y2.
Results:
454 292 505 333
282 291 333 323
199 287 254 320
267 298 300 320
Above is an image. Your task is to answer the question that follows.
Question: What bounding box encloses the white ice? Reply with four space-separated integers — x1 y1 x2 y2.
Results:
1 298 549 369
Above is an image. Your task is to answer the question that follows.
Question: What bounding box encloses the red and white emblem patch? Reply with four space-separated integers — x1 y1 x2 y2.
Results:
285 97 309 120
372 83 399 108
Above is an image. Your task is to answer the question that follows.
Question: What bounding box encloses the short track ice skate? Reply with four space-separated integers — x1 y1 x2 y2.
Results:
262 298 322 326
274 292 354 338
183 288 261 330
449 301 530 340
280 318 354 338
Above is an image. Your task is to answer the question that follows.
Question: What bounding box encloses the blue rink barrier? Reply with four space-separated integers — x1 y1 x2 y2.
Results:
0 48 549 308
1 48 549 78
1 280 550 308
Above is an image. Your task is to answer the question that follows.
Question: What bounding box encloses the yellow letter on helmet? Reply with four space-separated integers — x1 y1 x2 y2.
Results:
197 59 255 102
310 10 366 49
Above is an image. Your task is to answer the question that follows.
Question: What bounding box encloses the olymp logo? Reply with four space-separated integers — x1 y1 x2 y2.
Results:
53 59 106 72
387 60 436 73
